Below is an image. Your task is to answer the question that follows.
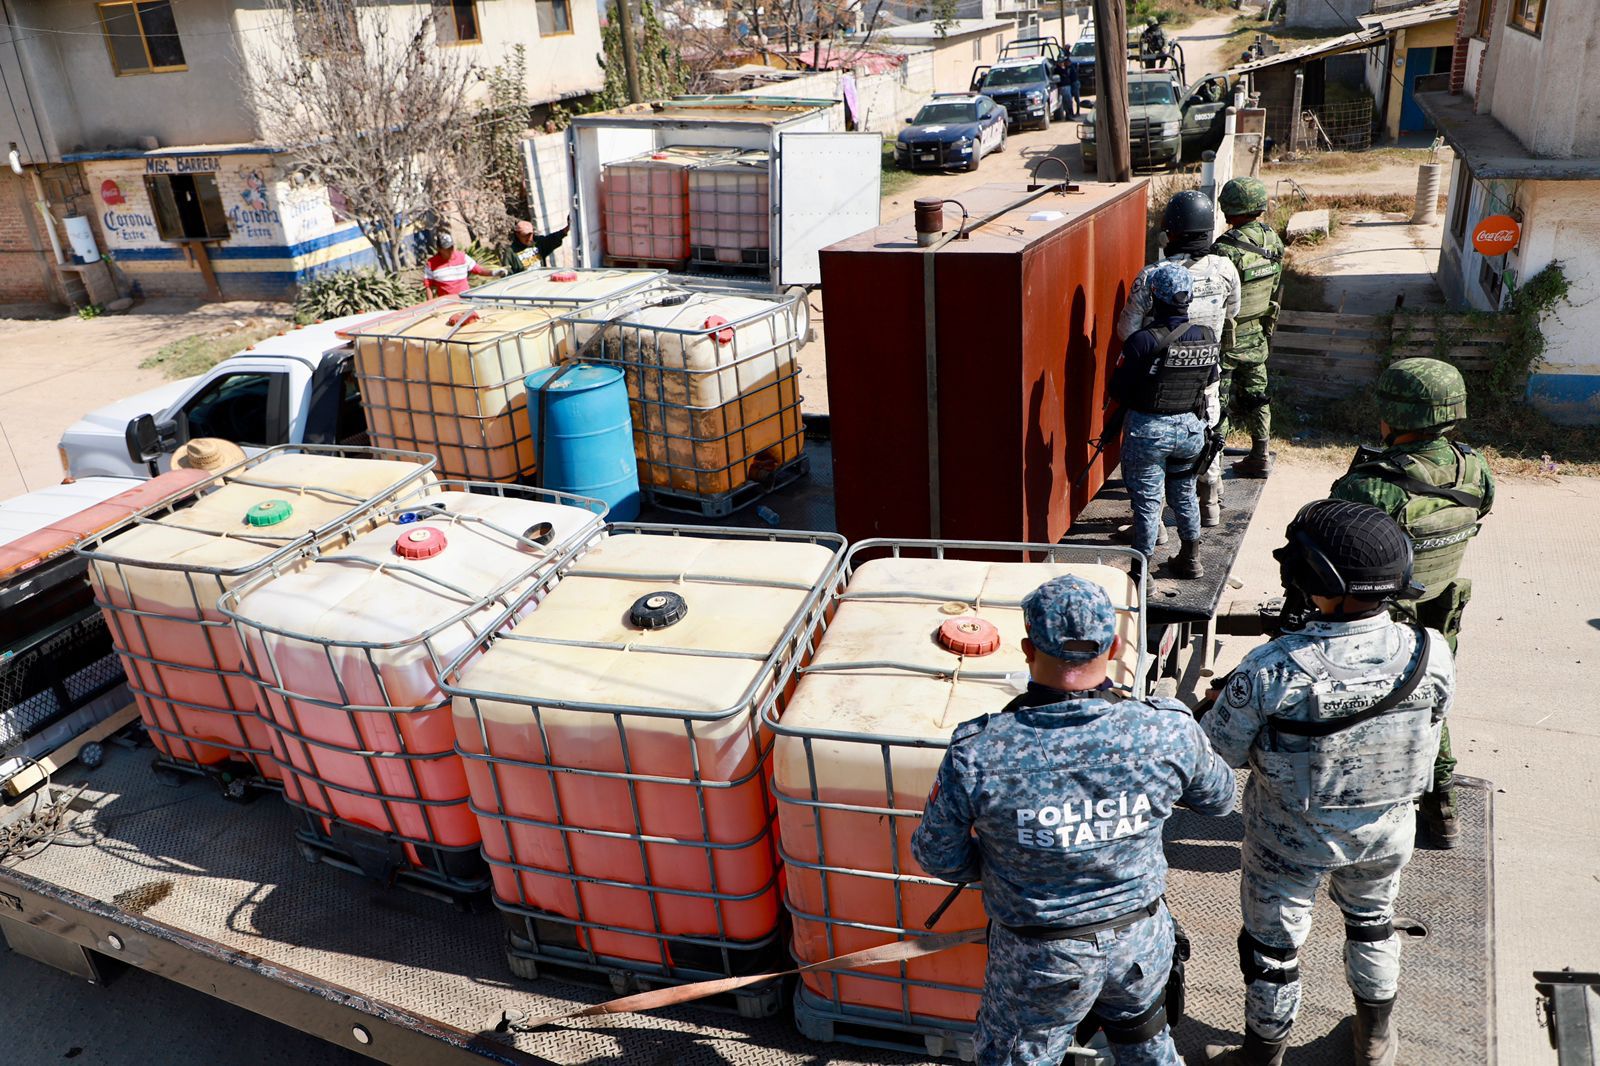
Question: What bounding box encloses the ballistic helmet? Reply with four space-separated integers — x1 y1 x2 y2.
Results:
1218 177 1269 217
1150 261 1194 307
1273 499 1418 602
1376 357 1468 434
1163 190 1215 242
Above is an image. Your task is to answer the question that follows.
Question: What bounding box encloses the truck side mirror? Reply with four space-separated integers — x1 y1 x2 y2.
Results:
125 413 175 465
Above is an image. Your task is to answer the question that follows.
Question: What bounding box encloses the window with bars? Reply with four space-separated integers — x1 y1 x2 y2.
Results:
434 0 481 43
537 0 572 36
1508 0 1544 35
97 0 186 76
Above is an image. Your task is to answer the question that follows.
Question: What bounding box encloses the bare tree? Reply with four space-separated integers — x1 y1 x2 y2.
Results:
242 0 473 272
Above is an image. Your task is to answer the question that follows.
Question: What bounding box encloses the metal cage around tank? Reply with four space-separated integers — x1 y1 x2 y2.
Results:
348 304 572 485
74 445 438 786
217 481 608 899
460 266 669 311
562 289 809 517
764 538 1148 1058
439 523 846 1008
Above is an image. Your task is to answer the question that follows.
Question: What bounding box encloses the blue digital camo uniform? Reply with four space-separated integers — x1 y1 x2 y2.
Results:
1202 616 1454 1041
911 576 1236 1066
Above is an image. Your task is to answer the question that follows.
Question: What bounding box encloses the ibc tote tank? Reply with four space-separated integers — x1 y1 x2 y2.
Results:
689 150 771 270
602 147 739 267
461 266 666 313
219 483 605 896
769 540 1146 1053
817 181 1149 543
77 447 437 784
443 526 845 1003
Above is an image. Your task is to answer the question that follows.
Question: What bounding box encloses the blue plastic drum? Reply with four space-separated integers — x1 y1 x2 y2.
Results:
525 363 641 521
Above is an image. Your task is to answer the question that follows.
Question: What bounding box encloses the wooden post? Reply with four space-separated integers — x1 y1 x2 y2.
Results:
616 0 643 104
1289 66 1304 157
1092 0 1131 182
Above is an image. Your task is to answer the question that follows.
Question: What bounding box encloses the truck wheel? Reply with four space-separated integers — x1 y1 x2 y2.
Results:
967 150 981 173
784 285 813 350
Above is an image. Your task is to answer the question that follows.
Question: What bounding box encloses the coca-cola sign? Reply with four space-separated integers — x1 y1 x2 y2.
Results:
1473 214 1521 256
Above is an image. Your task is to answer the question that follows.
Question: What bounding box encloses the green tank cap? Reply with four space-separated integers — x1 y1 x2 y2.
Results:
245 499 294 527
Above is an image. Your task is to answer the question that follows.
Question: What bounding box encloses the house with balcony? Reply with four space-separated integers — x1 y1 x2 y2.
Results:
1417 0 1600 423
0 0 601 306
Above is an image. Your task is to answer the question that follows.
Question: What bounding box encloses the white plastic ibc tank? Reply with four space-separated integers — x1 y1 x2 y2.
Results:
220 483 605 893
445 527 845 984
770 544 1145 1030
78 447 437 782
461 266 666 314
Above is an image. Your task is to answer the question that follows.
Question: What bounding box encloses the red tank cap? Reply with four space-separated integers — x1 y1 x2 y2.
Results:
938 616 1001 656
704 314 734 344
549 270 578 282
394 527 446 560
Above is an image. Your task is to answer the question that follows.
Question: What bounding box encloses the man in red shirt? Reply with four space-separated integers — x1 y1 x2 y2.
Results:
422 231 505 297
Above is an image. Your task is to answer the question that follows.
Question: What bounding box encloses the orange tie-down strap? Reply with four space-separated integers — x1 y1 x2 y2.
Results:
495 927 989 1033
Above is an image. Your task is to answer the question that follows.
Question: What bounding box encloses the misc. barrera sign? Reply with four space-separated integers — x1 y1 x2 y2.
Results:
1472 214 1521 256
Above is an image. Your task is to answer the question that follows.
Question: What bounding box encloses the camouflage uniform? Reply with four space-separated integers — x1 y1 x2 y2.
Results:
1210 207 1285 447
1202 616 1455 1042
1329 358 1494 808
912 576 1236 1066
1118 252 1241 506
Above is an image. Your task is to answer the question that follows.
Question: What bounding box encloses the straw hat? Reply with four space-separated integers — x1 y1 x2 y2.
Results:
174 438 248 472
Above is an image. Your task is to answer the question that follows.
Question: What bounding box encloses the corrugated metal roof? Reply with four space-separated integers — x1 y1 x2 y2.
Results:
1358 0 1462 31
1224 2 1457 76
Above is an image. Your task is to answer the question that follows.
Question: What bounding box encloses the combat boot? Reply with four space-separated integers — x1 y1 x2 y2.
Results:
1198 476 1222 527
1203 1028 1288 1065
1353 996 1398 1066
1419 787 1459 849
1234 438 1273 478
1113 522 1169 547
1169 539 1204 579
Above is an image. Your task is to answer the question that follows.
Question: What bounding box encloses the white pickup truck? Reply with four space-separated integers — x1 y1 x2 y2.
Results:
57 312 382 481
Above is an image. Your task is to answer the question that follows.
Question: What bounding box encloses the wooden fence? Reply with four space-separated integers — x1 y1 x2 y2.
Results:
1271 310 1510 399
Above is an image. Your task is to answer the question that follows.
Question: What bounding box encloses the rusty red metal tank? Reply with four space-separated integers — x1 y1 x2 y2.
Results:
818 180 1149 544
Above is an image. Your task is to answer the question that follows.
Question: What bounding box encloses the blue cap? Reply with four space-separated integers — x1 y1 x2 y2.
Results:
1150 261 1193 307
1021 575 1117 663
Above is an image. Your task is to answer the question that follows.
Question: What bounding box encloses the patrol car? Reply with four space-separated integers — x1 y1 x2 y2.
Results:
894 93 1008 172
970 57 1062 130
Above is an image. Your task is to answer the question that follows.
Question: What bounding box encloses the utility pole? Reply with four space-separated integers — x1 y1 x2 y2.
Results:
1058 0 1067 43
1091 0 1130 182
616 0 643 104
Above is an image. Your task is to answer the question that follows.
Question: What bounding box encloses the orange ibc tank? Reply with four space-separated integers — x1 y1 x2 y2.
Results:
601 147 738 266
78 448 436 782
219 483 606 893
347 302 571 484
445 527 844 983
771 544 1145 1039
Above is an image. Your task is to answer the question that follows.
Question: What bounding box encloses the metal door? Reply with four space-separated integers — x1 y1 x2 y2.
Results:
777 132 882 288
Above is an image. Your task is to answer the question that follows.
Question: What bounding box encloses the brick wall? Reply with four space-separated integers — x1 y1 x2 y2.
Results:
0 171 58 305
1450 0 1470 93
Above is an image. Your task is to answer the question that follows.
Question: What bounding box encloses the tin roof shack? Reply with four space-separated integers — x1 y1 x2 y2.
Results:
1419 0 1600 425
565 96 883 289
818 180 1149 544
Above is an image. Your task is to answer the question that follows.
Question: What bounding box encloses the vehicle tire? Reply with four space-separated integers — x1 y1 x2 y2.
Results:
996 127 1007 153
967 150 981 173
785 285 813 350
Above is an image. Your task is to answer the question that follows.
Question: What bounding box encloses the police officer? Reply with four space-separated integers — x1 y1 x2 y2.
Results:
1108 261 1219 579
1202 500 1455 1066
912 574 1236 1066
1119 190 1241 528
1210 178 1285 479
1329 358 1493 848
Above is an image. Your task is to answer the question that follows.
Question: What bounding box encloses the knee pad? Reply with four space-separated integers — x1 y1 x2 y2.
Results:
1343 916 1395 943
1095 994 1168 1045
1238 928 1300 985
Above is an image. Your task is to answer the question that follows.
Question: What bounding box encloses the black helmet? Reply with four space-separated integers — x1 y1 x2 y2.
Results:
1273 499 1421 602
1163 190 1214 242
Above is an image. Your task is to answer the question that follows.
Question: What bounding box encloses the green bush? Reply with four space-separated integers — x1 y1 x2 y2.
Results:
294 269 421 324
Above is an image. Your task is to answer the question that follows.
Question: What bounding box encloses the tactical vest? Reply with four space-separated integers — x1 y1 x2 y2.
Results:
1215 225 1283 323
1351 444 1486 598
1252 627 1441 814
1129 325 1220 415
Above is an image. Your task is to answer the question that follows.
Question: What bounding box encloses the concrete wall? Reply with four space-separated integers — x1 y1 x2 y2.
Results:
1379 20 1456 139
884 25 1021 94
1285 0 1373 30
741 50 938 133
1511 180 1600 423
1484 0 1600 158
2 0 603 162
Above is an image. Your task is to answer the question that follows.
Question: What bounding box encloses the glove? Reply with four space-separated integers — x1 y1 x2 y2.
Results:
1100 405 1127 444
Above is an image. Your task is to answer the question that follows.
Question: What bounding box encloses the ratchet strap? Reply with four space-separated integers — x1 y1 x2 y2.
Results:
496 926 988 1032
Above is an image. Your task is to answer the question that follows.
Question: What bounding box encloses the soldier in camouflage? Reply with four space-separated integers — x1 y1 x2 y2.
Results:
1118 190 1241 528
1329 358 1493 848
912 574 1236 1066
1202 500 1455 1066
1210 178 1285 479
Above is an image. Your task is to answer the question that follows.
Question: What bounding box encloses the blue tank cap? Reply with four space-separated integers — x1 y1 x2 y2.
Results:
526 363 625 394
